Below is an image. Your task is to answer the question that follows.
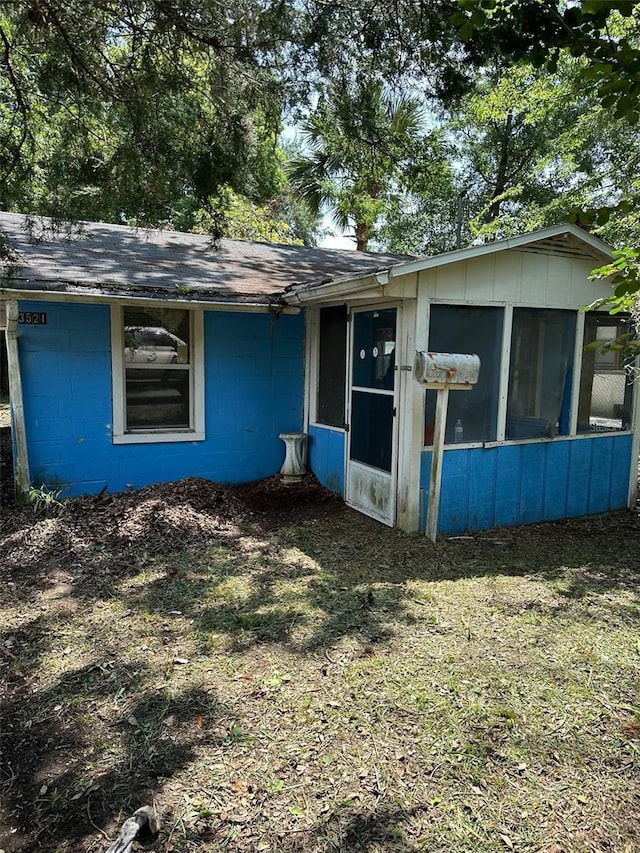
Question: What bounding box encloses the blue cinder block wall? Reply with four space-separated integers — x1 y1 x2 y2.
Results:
308 425 345 495
419 435 633 534
17 300 304 496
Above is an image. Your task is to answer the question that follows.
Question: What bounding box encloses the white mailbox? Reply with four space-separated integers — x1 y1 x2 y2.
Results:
413 351 481 387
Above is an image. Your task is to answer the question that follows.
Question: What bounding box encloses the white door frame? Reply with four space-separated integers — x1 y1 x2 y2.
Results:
345 303 401 526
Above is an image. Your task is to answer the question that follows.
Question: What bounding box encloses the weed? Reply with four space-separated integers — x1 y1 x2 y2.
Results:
26 482 65 515
265 778 285 796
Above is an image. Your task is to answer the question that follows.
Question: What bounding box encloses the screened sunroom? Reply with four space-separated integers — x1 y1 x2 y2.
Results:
286 224 639 535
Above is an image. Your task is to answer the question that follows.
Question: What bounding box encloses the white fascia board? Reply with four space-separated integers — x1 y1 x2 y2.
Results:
385 224 613 278
285 274 386 305
0 287 300 313
284 224 614 304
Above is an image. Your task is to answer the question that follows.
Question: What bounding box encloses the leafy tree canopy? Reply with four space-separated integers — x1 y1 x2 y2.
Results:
0 0 296 230
1 0 491 239
452 1 640 338
287 79 427 250
455 0 640 120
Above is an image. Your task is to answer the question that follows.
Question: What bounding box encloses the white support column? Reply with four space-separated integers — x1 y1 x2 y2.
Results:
569 310 586 436
303 306 317 432
496 305 513 441
396 296 421 532
5 300 30 500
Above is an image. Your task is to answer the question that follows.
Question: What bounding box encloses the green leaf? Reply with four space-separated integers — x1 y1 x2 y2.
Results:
459 20 474 41
614 281 639 298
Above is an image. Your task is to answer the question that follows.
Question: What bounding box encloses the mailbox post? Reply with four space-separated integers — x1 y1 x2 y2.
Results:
413 352 481 543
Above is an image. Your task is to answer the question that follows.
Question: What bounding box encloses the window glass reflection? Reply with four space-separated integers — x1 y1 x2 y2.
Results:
352 309 396 390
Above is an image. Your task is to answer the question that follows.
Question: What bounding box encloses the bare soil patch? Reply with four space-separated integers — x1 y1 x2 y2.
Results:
1 475 640 853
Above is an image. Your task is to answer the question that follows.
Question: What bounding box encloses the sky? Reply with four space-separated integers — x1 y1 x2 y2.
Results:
280 122 357 251
319 229 355 250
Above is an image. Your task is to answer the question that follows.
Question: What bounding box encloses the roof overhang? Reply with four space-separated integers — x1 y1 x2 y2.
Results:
283 224 614 305
0 284 300 314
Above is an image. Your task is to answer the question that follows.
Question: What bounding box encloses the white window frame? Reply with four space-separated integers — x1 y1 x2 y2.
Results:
310 303 350 432
110 304 205 444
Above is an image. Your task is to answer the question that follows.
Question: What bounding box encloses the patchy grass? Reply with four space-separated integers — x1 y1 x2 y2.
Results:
1 477 640 852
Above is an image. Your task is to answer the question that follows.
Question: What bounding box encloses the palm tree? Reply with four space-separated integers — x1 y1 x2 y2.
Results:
287 80 423 251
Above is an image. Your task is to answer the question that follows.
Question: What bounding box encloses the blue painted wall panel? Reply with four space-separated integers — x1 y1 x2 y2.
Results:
588 438 614 514
419 449 471 534
308 426 345 495
418 450 431 534
18 300 304 496
611 434 633 508
542 441 570 520
438 450 470 533
494 444 522 528
519 443 546 524
566 440 592 518
467 450 497 531
419 434 632 534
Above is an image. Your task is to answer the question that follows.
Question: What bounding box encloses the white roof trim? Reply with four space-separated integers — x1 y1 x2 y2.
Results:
284 224 613 303
390 224 612 276
0 288 300 314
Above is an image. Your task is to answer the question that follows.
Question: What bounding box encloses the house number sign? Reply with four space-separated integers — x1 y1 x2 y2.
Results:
18 312 47 325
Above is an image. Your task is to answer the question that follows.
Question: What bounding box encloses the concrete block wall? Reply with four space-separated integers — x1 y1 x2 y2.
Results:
17 300 304 496
308 425 345 495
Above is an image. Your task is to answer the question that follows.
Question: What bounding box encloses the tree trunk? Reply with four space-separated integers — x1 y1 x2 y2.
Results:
486 110 513 223
355 221 371 252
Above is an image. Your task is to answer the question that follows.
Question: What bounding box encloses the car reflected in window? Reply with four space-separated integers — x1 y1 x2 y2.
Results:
124 326 187 364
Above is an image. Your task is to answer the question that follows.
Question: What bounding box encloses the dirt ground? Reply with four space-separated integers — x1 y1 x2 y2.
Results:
1 471 640 853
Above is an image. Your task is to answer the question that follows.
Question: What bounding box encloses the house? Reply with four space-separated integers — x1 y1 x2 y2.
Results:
1 212 637 536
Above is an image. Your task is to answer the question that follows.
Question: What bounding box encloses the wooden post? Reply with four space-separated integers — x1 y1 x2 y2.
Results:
5 300 30 500
426 386 449 544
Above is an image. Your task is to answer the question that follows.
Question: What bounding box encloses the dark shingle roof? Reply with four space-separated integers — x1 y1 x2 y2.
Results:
0 212 414 304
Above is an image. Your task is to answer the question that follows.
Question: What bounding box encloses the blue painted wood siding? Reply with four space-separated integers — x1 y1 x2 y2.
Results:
308 425 345 495
17 300 304 496
419 435 633 534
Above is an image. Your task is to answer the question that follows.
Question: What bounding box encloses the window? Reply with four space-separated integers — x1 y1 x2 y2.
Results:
349 307 397 471
316 305 347 428
111 305 204 443
424 305 503 445
506 308 575 440
577 313 633 433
